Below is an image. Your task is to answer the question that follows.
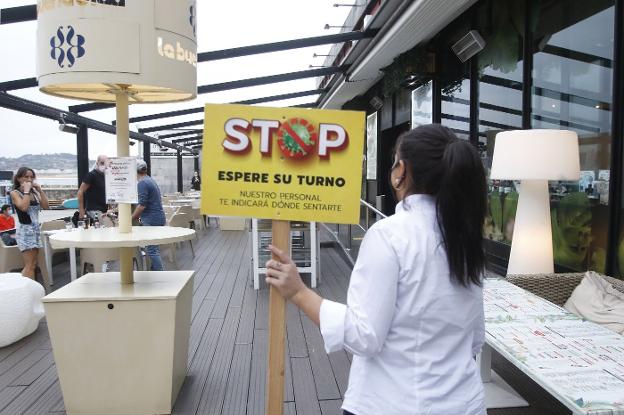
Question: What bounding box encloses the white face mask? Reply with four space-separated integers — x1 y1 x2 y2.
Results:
97 165 106 173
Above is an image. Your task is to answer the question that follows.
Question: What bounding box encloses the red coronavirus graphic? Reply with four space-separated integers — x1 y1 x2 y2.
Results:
276 118 317 159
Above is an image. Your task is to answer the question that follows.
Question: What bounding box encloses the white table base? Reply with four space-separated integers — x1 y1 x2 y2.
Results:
479 344 529 409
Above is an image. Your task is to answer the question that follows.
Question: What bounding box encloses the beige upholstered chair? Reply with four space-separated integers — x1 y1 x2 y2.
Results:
176 205 204 231
0 239 23 274
38 220 67 289
79 248 120 276
164 213 195 266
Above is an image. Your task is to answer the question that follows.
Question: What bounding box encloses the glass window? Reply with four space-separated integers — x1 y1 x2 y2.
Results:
476 0 525 247
532 1 614 273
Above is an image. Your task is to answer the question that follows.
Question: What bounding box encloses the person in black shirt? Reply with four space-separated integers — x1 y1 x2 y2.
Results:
191 171 201 191
77 155 108 220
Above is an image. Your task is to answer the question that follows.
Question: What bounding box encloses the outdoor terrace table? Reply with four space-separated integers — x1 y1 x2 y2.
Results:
482 278 624 414
46 226 195 282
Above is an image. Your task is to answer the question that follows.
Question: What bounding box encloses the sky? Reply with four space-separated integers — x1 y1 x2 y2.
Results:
0 0 353 160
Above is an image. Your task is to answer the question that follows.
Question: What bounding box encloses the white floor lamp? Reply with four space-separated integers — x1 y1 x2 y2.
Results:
490 129 580 275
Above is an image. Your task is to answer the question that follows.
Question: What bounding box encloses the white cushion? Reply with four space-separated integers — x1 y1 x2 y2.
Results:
0 273 45 347
564 271 624 335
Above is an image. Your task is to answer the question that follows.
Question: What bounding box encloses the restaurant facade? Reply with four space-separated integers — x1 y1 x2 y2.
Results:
319 0 624 277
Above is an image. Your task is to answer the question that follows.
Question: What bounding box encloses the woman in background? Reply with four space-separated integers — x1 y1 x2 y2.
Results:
265 124 488 415
10 167 49 279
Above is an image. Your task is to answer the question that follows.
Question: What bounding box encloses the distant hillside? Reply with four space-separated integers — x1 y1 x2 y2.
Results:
0 153 95 172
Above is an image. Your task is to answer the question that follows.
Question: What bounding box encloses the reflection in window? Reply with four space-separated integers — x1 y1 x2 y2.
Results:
411 81 432 128
477 0 525 247
532 1 614 273
441 79 470 140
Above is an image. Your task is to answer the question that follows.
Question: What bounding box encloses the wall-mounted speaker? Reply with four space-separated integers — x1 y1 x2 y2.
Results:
451 30 486 63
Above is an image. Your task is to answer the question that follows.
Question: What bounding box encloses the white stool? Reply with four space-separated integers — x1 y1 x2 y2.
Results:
0 273 45 347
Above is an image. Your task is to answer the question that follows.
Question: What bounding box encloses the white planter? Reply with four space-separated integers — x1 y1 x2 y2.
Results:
43 271 194 415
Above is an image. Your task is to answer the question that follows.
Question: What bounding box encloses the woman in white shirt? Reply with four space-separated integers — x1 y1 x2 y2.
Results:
265 124 487 415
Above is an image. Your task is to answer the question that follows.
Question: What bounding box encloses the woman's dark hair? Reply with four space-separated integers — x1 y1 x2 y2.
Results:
13 167 36 190
395 124 487 286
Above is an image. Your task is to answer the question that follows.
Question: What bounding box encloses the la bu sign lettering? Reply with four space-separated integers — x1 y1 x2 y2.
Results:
201 104 365 224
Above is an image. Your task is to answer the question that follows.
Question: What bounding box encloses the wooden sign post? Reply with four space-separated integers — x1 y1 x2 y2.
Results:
200 104 365 415
266 220 290 415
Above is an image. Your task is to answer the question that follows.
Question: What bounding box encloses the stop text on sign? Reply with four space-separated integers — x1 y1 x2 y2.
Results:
222 117 348 160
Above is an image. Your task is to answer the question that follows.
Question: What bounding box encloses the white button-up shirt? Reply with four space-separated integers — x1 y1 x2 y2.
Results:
320 194 485 415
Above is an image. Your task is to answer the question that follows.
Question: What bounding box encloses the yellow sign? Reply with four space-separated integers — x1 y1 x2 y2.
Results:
201 104 365 224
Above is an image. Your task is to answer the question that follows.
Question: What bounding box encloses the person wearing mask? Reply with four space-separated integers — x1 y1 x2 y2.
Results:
0 204 16 246
191 171 201 191
265 125 487 415
132 159 166 271
10 167 49 279
77 155 108 222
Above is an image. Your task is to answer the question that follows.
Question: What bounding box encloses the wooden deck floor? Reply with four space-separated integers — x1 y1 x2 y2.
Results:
0 226 570 414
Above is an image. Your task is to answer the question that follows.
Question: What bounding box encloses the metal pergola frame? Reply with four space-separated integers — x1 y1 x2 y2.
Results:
0 3 379 189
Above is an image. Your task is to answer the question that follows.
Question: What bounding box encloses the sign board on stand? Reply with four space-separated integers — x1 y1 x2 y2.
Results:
201 104 365 224
105 157 138 204
36 1 197 414
200 104 364 415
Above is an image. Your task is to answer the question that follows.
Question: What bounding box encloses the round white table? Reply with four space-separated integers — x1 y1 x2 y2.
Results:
48 226 195 281
49 226 195 249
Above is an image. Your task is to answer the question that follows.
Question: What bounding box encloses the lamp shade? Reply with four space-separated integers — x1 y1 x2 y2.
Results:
490 129 580 180
36 0 197 103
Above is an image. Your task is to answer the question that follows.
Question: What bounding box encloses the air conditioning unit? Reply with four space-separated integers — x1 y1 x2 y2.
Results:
451 30 486 63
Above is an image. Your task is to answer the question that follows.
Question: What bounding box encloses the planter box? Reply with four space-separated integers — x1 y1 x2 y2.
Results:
43 271 194 415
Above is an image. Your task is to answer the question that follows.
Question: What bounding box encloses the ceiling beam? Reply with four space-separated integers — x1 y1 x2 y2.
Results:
122 88 325 124
0 5 36 25
0 92 197 154
140 119 204 134
157 130 203 140
172 135 203 144
0 78 38 91
198 29 378 61
72 66 345 113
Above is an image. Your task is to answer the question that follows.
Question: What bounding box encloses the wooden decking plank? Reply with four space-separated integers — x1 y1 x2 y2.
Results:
191 232 239 317
0 349 48 391
190 230 234 284
286 301 308 358
188 299 217 367
235 284 257 345
49 383 65 413
227 243 251 309
254 287 269 330
284 338 294 403
0 322 46 363
0 328 49 379
290 357 322 415
315 277 352 395
247 329 267 415
285 401 297 415
300 315 341 401
326 350 351 397
220 344 252 415
0 386 26 413
195 306 243 415
199 233 243 308
319 399 343 415
19 379 62 415
0 364 57 415
173 318 225 415
210 236 249 319
7 350 52 387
